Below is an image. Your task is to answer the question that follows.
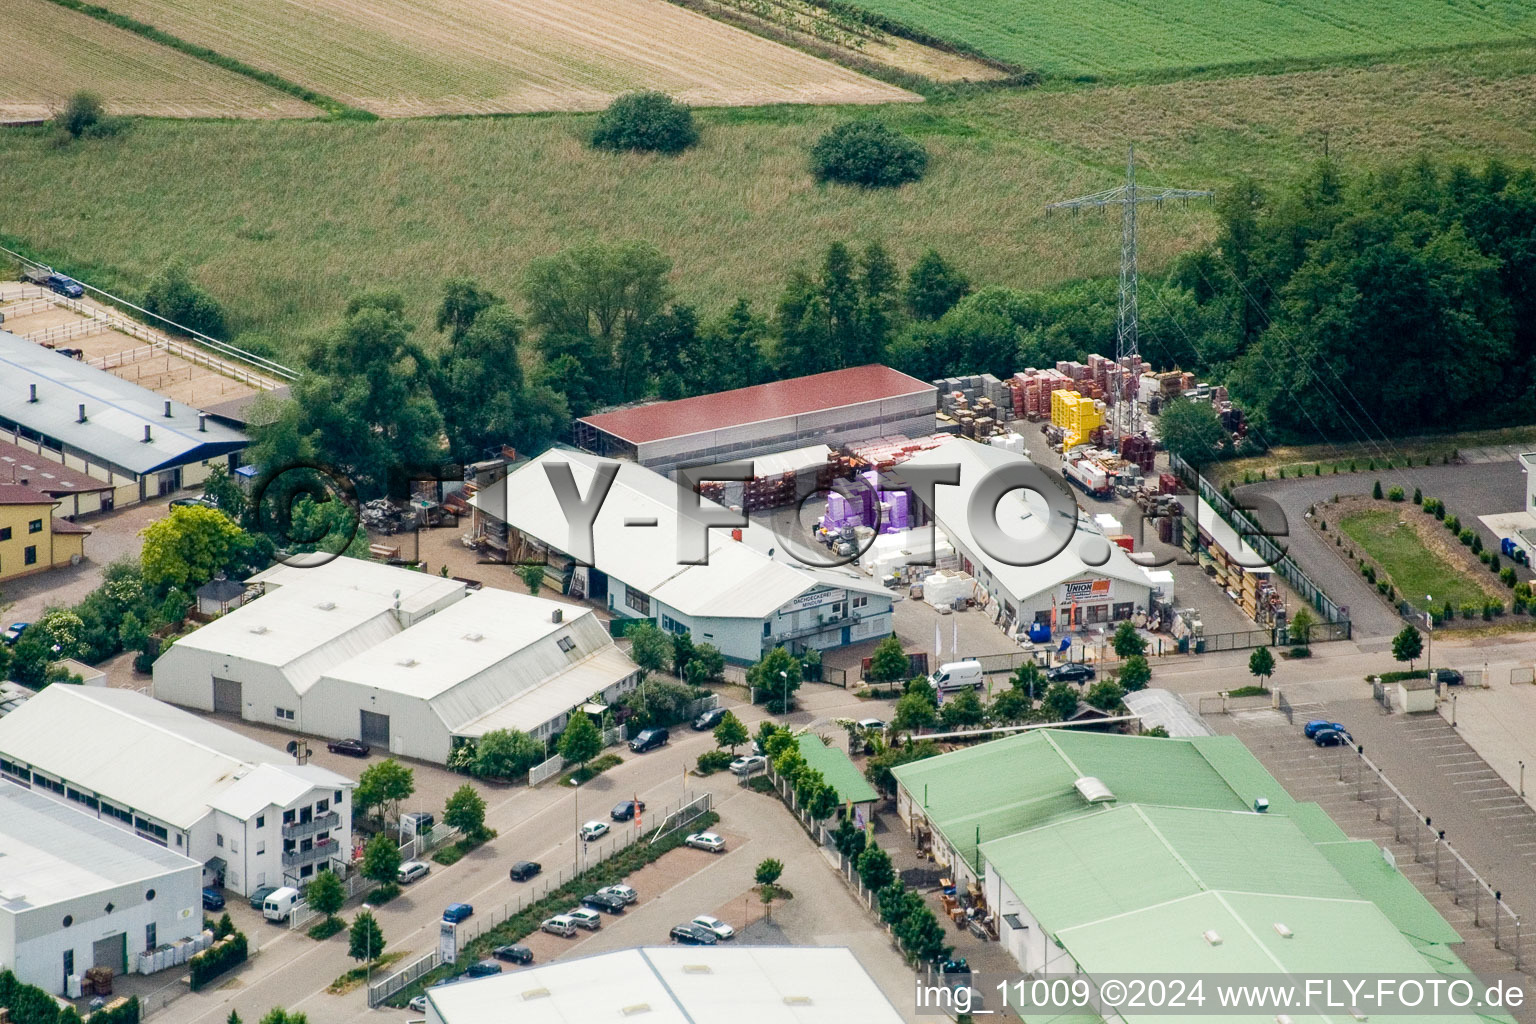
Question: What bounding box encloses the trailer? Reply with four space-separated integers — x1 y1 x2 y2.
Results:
19 265 84 298
1063 457 1113 499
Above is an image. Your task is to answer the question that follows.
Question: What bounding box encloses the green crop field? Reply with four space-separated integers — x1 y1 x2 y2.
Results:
1338 510 1496 613
1 44 1534 354
841 0 1536 77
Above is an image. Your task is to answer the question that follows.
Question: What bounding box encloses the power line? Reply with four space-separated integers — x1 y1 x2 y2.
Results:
1047 146 1213 446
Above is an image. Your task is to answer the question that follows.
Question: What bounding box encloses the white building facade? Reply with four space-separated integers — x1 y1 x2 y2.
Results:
0 784 203 995
0 686 353 896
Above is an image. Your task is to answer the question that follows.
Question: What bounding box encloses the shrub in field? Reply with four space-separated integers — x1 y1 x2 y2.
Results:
1387 486 1404 502
1459 529 1475 546
810 121 928 188
143 261 227 338
591 92 698 154
1460 602 1481 620
1372 480 1383 499
697 749 733 774
1501 567 1517 587
1446 515 1461 532
56 91 126 141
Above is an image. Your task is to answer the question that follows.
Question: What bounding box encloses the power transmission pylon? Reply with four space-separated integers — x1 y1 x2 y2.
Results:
1047 146 1212 448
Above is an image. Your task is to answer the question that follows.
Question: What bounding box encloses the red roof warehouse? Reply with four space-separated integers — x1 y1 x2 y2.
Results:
573 365 937 473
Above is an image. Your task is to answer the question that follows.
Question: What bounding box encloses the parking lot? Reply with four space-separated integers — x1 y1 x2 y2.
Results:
1210 696 1536 995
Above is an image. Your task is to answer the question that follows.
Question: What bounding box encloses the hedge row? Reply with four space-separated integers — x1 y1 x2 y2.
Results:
189 931 248 991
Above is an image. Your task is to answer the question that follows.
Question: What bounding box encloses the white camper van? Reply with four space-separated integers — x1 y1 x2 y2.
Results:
263 886 301 922
931 660 984 694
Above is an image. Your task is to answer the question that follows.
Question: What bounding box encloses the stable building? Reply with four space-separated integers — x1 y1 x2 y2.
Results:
0 437 116 518
573 364 937 476
0 483 89 581
470 448 894 663
424 946 905 1024
902 439 1154 635
153 557 643 761
0 784 203 996
890 730 1504 1024
0 330 247 504
0 686 354 896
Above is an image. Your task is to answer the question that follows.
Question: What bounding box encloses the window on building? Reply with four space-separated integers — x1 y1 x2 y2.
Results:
0 527 9 541
216 833 224 847
255 815 264 829
274 707 294 721
1086 604 1109 624
334 790 342 802
853 595 868 609
660 614 687 634
556 636 575 653
283 809 295 824
230 839 238 853
256 842 265 856
300 864 314 878
28 518 42 534
624 589 651 615
762 621 772 637
316 798 329 814
1112 602 1134 621
23 546 37 566
317 831 330 843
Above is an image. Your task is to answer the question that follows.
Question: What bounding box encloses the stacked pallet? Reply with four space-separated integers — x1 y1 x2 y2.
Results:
742 469 796 512
1008 368 1074 420
1119 434 1157 474
1240 569 1285 625
847 432 958 470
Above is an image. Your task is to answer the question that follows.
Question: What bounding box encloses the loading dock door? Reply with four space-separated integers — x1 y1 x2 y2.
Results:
360 710 390 748
212 677 242 715
92 933 126 974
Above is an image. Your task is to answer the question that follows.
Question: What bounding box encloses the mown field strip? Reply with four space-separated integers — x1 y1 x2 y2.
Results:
92 0 918 115
0 0 317 119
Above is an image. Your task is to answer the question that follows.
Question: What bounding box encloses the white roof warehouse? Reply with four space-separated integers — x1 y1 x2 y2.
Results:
0 686 353 896
0 784 203 997
0 330 247 502
469 448 894 664
152 556 643 761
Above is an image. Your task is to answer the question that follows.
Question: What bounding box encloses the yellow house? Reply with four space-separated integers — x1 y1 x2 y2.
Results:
0 484 89 582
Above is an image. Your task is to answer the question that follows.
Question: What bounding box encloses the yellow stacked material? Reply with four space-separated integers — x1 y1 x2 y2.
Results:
1050 390 1106 450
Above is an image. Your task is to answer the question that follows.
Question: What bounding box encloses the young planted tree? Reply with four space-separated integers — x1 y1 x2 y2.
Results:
361 833 401 888
1041 681 1080 722
806 780 840 822
355 759 414 825
866 635 909 683
1118 654 1152 692
750 647 802 712
557 713 604 774
856 844 895 893
1392 625 1424 670
1248 645 1276 688
713 710 749 753
515 564 544 596
892 690 938 733
1288 607 1316 646
1111 621 1148 658
938 688 985 729
443 784 487 841
755 857 785 917
348 911 385 962
626 622 672 674
305 869 346 924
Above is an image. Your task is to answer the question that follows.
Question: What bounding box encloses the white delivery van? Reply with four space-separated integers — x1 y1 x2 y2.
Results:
931 660 984 694
263 886 301 923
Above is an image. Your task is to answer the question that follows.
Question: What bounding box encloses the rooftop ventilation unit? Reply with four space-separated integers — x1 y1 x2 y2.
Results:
1273 922 1292 938
1073 776 1115 803
620 1006 652 1017
782 996 813 1006
316 601 336 611
464 633 484 642
551 608 563 624
397 657 419 668
249 625 269 635
28 384 37 403
163 400 173 418
520 988 550 1001
77 404 86 423
143 425 153 443
1202 930 1222 946
1254 797 1270 813
681 965 712 975
198 413 208 432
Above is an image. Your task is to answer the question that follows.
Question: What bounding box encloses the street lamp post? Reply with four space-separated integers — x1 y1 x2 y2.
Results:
779 670 789 719
1521 760 1526 798
362 902 373 990
1425 596 1434 693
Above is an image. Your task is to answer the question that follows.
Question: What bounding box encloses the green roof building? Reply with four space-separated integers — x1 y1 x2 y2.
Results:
796 733 879 810
890 729 1509 1024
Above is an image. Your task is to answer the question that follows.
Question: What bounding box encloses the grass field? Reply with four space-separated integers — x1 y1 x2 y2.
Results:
2 44 1534 351
1212 426 1536 485
838 0 1536 77
0 0 316 120
88 0 915 116
1339 509 1493 613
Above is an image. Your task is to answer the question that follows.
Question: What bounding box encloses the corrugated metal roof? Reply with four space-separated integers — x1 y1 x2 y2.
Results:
453 644 639 738
900 439 1156 604
471 449 823 619
796 734 878 805
577 365 934 445
0 687 351 829
246 555 467 619
0 783 200 912
1317 839 1463 944
1121 688 1214 736
0 329 247 474
0 439 114 495
426 947 905 1024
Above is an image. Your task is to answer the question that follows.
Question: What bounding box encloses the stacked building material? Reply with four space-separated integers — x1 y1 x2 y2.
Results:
1051 390 1107 449
1119 434 1157 474
847 432 958 471
1008 368 1075 420
741 469 797 512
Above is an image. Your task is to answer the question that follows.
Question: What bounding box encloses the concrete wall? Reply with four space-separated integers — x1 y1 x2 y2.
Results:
2 860 200 995
304 678 453 764
985 868 1076 977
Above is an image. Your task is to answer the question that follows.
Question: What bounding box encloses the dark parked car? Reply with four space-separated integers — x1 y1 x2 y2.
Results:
509 860 542 882
326 738 371 757
1303 720 1347 739
629 728 669 753
1436 668 1464 686
201 888 225 911
492 944 533 965
669 923 718 945
464 960 502 977
169 494 218 509
610 799 646 822
247 885 277 910
1046 663 1096 684
580 892 627 915
1313 728 1351 748
692 707 727 731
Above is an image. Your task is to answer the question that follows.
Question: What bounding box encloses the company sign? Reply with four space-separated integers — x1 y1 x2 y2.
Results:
1061 578 1112 602
781 588 846 615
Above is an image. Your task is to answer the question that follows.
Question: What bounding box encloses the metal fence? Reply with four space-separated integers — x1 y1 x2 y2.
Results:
288 873 368 931
398 823 460 863
528 752 565 787
1513 667 1536 686
366 791 712 1007
1171 454 1352 627
1335 743 1522 969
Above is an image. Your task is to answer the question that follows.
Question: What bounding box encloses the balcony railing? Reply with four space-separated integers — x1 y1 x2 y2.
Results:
282 838 339 868
281 811 339 839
